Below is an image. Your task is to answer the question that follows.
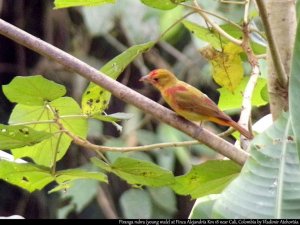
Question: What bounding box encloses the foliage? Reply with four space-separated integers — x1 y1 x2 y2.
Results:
0 0 298 220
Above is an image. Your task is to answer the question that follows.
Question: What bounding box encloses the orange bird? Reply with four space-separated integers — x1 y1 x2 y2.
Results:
140 69 253 139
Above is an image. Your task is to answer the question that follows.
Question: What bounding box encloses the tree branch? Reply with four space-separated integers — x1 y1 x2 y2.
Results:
0 19 249 165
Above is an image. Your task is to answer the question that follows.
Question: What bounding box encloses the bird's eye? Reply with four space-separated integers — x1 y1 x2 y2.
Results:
153 78 159 82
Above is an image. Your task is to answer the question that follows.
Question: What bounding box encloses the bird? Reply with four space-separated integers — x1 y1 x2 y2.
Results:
139 69 253 139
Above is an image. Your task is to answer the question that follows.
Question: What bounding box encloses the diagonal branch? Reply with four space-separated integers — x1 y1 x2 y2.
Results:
0 19 249 165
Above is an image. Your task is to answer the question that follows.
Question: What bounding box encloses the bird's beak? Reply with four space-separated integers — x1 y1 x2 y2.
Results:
139 75 150 83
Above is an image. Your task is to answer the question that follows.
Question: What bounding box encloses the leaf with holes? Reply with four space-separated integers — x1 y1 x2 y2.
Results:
0 124 52 149
9 97 87 167
0 161 53 192
2 75 66 106
212 112 300 218
81 41 154 115
200 43 244 92
54 0 115 9
92 157 175 187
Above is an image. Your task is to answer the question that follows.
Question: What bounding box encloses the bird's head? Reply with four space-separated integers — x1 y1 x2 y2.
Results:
139 69 177 90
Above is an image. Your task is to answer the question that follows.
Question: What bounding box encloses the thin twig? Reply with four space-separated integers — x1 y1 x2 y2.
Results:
182 1 242 45
0 19 249 165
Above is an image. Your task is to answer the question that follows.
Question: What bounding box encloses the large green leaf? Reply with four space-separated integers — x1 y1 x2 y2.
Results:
0 124 52 149
0 161 53 192
289 17 300 162
2 75 66 106
92 157 175 187
218 77 268 111
9 97 87 167
212 113 300 218
171 160 241 198
81 41 154 115
54 0 115 9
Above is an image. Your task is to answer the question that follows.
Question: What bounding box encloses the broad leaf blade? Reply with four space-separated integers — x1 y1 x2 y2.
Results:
183 21 222 49
218 77 268 111
54 0 115 9
0 161 53 192
82 41 154 115
289 16 300 162
212 113 300 218
9 97 88 167
2 75 66 106
171 160 241 198
93 157 175 187
0 124 52 149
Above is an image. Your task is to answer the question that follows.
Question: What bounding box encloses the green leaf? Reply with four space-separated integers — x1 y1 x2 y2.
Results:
55 168 107 183
160 7 184 41
92 112 133 122
120 189 152 219
218 77 268 111
54 0 115 9
189 194 219 219
183 21 222 50
0 161 53 192
0 124 52 149
220 23 266 55
171 160 241 198
93 157 175 187
90 157 112 171
2 75 66 106
212 113 300 218
289 16 300 162
9 97 88 167
81 41 154 115
140 0 181 10
50 168 107 193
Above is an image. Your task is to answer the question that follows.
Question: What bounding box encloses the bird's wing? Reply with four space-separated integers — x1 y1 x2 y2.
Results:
172 87 231 121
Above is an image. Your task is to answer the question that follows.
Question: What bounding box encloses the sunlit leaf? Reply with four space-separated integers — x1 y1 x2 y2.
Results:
2 75 66 106
81 41 155 115
54 0 115 9
9 97 87 167
140 0 179 10
0 124 52 149
183 21 223 50
0 161 53 192
201 43 244 92
218 77 268 111
171 160 241 199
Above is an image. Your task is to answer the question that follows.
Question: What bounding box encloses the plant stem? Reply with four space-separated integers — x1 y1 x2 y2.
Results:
255 0 288 88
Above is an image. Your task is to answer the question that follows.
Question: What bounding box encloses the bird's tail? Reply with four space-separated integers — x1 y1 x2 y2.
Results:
228 120 253 139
